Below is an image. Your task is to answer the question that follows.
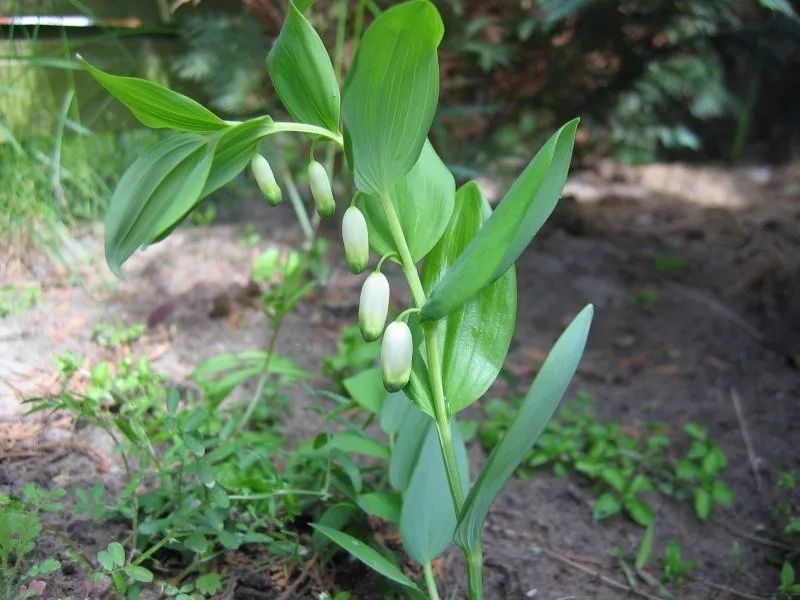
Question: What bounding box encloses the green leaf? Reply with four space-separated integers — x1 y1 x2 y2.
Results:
343 367 385 414
693 487 711 521
593 493 622 521
454 304 593 553
126 565 154 583
312 503 358 550
400 419 468 563
421 119 578 321
185 532 209 554
81 59 226 133
202 117 273 197
267 1 340 132
421 182 516 414
36 558 61 574
781 562 796 588
388 395 431 490
403 315 435 417
358 141 455 262
105 134 215 275
97 550 114 572
380 391 414 436
108 542 125 568
195 572 223 595
357 492 402 524
711 480 734 506
310 524 420 592
635 522 655 570
342 0 444 195
625 498 654 526
327 431 390 460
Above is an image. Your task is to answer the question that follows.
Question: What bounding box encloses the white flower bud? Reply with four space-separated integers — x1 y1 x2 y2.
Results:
358 271 389 342
342 206 369 274
381 321 413 392
308 160 335 218
251 154 282 206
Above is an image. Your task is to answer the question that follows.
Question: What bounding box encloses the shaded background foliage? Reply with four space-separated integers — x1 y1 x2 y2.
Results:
1 0 799 227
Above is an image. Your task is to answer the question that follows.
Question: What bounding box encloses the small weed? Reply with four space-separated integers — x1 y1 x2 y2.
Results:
481 393 733 526
92 321 147 349
629 289 659 310
653 252 689 278
0 484 64 599
661 540 698 584
0 283 41 317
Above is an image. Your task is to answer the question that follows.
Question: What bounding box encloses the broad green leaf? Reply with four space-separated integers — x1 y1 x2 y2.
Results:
82 59 226 133
422 182 516 415
126 565 154 583
421 119 579 321
357 492 402 524
358 140 455 262
388 394 431 490
105 134 215 275
400 419 468 563
379 391 414 436
342 0 444 195
267 1 340 133
202 117 274 197
343 367 385 415
454 304 593 552
326 431 390 460
310 524 420 592
108 542 125 567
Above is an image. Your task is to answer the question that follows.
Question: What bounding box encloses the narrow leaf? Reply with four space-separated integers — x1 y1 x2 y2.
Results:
358 140 455 262
327 431 391 460
82 59 226 133
421 119 578 321
310 524 420 591
267 1 340 132
422 182 516 415
342 0 444 195
105 134 215 275
454 304 593 552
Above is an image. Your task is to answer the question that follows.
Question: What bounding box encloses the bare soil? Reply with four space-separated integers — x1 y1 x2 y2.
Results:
1 161 798 599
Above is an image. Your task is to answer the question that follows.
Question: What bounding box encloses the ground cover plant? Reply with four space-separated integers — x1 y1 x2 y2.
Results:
76 1 594 597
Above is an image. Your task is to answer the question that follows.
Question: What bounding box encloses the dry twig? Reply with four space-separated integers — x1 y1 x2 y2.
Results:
730 387 764 493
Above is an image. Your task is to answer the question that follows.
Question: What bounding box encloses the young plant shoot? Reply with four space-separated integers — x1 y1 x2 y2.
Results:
85 1 593 597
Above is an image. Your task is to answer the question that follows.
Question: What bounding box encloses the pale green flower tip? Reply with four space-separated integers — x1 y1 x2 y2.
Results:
342 206 369 274
381 321 412 392
358 271 389 342
251 154 282 206
308 160 335 218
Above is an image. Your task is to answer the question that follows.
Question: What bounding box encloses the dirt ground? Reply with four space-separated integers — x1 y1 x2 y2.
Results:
1 160 799 599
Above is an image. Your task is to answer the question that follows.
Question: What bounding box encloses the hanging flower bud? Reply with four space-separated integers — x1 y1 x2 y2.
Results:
251 154 282 206
381 321 413 392
358 271 389 342
342 206 369 274
308 160 335 218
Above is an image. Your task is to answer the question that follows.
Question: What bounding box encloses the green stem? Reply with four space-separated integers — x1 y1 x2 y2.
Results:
467 549 484 600
280 163 314 244
378 191 483 597
236 314 284 434
423 562 441 600
228 489 326 501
